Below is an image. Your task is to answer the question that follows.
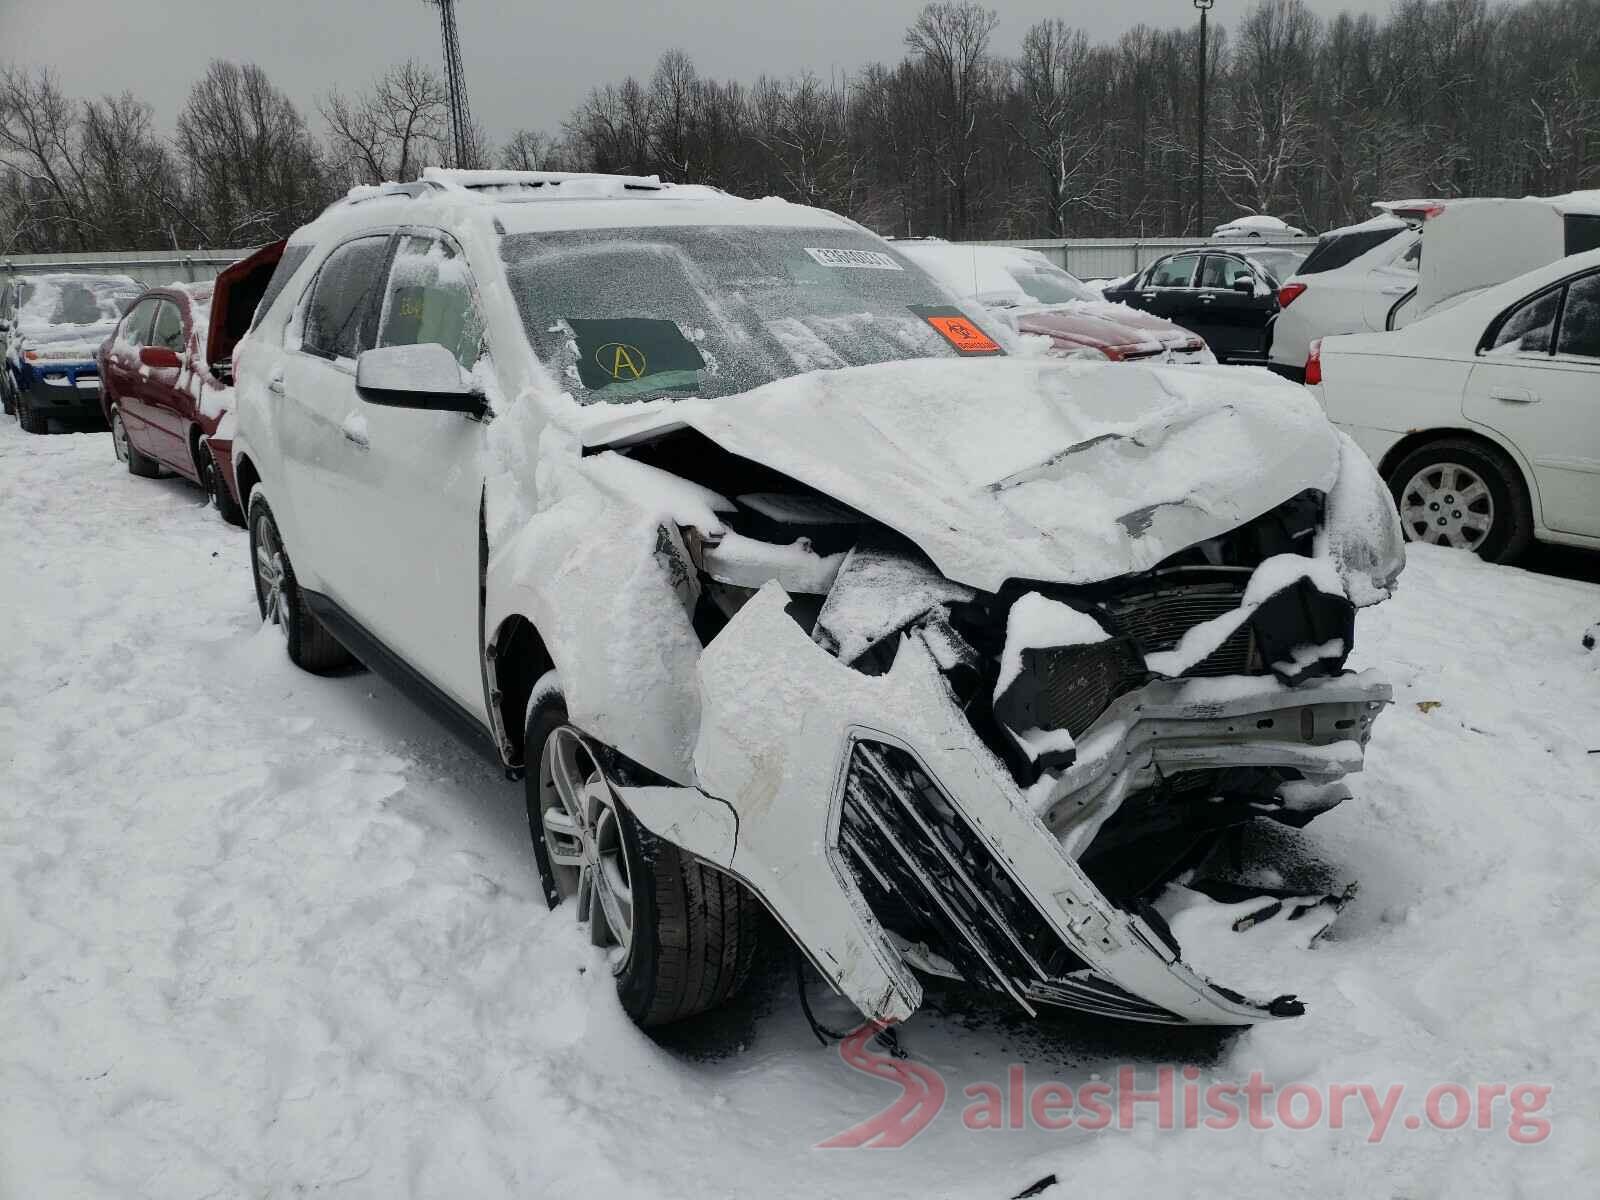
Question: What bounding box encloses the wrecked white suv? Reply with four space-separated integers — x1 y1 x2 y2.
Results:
231 169 1404 1030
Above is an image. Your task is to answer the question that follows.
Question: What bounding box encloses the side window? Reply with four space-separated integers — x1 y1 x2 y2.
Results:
1199 256 1251 289
120 299 157 349
1149 255 1198 288
301 235 391 361
151 300 185 352
377 234 485 369
251 242 314 332
1556 273 1600 359
1488 289 1559 356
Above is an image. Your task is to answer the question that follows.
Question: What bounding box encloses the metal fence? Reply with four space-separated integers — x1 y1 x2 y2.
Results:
1 249 253 287
969 237 1319 281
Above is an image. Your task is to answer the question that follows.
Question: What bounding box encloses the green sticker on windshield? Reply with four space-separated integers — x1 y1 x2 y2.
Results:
566 318 706 395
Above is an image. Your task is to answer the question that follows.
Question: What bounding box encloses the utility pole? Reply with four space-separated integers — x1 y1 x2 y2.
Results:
1194 0 1214 238
423 0 475 169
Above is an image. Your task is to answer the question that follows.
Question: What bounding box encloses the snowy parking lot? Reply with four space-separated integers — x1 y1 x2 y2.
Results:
2 417 1597 1197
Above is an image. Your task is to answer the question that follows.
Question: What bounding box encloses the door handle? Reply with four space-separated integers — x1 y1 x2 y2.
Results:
1199 294 1216 303
342 425 370 449
1380 284 1411 295
1140 291 1157 301
1489 386 1539 404
267 369 286 396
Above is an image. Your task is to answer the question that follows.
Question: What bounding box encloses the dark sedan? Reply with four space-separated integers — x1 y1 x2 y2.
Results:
1103 247 1306 365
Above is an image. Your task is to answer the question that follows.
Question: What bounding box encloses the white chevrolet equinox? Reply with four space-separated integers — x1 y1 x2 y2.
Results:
232 169 1404 1032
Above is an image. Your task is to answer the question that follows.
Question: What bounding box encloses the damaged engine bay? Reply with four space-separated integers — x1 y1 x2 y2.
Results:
576 415 1398 1025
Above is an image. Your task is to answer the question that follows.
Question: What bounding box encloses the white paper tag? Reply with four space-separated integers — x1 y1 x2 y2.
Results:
803 247 903 270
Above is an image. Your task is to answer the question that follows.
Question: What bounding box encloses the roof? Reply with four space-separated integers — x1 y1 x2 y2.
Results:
300 168 855 243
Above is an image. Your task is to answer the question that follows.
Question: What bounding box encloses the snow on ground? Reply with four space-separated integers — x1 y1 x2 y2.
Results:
2 418 1597 1197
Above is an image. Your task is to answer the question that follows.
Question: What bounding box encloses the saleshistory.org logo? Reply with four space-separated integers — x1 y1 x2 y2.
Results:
818 1024 1553 1148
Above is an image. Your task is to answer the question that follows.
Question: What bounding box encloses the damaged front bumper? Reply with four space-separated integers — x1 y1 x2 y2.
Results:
619 583 1391 1028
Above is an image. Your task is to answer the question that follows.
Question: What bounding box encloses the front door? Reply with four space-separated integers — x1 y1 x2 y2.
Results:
1464 269 1600 537
106 298 162 458
1197 254 1275 359
333 230 490 718
140 298 192 472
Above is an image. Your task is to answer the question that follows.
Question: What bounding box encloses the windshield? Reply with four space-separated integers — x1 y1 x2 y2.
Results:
1003 259 1099 305
19 275 141 329
501 226 1004 404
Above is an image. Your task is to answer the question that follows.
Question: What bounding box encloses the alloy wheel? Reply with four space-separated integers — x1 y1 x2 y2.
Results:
111 411 129 462
253 516 291 639
1399 462 1494 549
538 725 636 960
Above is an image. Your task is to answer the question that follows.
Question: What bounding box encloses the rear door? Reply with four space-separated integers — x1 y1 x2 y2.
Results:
1463 269 1600 537
278 233 395 597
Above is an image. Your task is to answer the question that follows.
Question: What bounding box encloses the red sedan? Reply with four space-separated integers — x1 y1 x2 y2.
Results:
96 241 285 526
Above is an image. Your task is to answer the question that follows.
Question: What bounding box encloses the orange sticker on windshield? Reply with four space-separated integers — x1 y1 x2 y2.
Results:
909 305 1004 355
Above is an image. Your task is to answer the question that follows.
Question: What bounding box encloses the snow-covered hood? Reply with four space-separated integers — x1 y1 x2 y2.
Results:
1009 300 1198 352
15 320 118 362
575 358 1342 592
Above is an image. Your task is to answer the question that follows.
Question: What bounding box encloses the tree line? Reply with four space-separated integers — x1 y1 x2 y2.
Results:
3 0 1597 254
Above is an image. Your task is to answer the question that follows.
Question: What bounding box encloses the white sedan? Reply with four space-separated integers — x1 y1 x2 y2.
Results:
1213 214 1308 239
1310 248 1600 561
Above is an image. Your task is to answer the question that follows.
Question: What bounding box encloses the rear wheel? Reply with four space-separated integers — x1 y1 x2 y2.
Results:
1 372 13 416
1386 438 1533 563
525 675 760 1027
248 492 354 673
111 406 160 477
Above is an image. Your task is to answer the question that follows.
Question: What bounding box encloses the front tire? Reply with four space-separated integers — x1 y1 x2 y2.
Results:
248 492 354 673
1386 438 1533 563
525 674 760 1027
17 392 46 434
200 440 245 527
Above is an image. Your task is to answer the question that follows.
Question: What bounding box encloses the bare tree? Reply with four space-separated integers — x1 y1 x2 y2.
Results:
904 1 1000 237
322 60 449 185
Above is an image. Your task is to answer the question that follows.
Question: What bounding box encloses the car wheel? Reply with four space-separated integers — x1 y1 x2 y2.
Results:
525 672 761 1027
111 406 160 477
1 374 13 416
199 441 245 527
248 492 354 673
17 393 47 434
1387 438 1533 563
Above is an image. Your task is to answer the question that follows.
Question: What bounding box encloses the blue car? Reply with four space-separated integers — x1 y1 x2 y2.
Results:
1 272 142 433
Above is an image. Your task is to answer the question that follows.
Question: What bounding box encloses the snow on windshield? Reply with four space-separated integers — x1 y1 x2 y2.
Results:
500 226 1005 404
17 274 141 329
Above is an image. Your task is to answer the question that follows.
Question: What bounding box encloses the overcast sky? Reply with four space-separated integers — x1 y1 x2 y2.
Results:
2 0 1391 148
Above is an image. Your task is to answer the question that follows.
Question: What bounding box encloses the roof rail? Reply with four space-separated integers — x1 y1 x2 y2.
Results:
421 167 669 193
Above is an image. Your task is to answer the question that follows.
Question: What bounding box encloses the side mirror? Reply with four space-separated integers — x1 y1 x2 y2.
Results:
1232 277 1256 295
0 318 11 332
355 343 485 415
139 345 182 369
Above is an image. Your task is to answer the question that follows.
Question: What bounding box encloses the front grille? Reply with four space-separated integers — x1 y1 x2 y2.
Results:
1100 581 1257 677
836 739 1181 1021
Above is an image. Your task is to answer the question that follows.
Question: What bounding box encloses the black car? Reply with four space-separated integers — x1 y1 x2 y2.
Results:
1103 247 1306 365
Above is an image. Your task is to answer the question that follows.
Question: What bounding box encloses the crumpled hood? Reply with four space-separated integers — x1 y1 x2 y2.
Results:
1013 301 1197 350
575 358 1343 592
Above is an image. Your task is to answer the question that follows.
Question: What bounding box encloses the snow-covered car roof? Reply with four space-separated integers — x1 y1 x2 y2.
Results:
294 168 859 249
1318 213 1410 239
1213 214 1307 237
